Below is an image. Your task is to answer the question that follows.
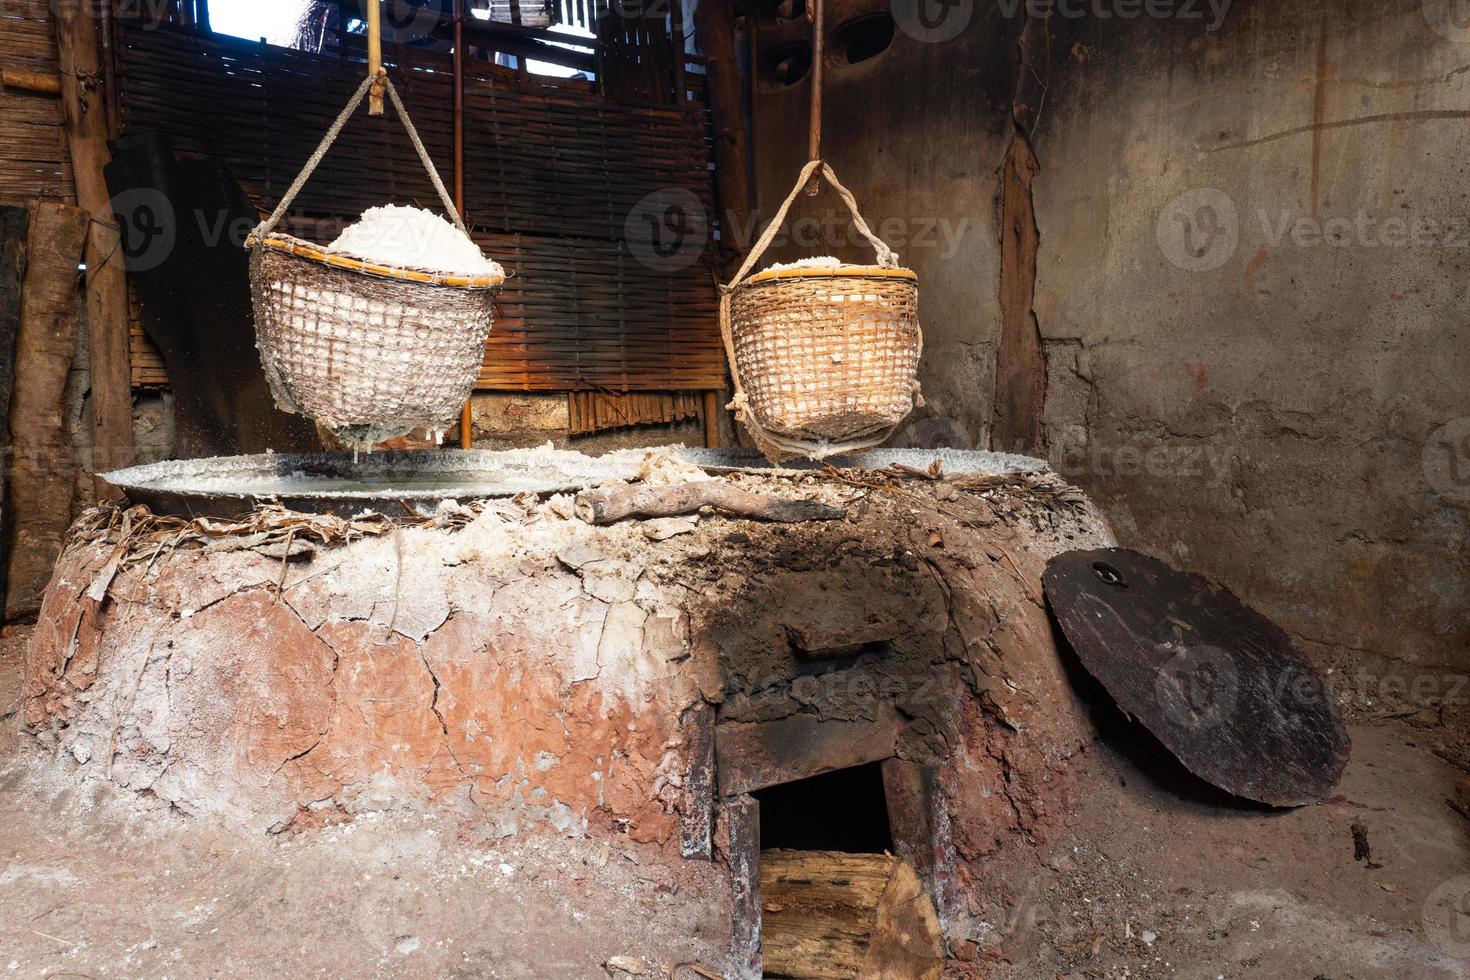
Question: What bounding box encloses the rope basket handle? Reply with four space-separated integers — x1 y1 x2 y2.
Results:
722 158 899 294
251 72 468 243
717 158 921 462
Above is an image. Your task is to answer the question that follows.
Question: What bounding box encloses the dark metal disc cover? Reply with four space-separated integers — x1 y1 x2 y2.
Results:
1044 548 1349 806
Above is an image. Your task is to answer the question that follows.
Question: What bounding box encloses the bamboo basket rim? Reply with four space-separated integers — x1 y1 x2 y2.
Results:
742 264 918 287
246 232 506 290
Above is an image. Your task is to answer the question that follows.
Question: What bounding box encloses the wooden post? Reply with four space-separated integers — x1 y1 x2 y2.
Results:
54 4 134 485
991 128 1045 454
719 795 763 980
680 702 715 859
702 390 720 448
5 204 89 620
693 0 752 270
0 206 29 611
454 0 474 450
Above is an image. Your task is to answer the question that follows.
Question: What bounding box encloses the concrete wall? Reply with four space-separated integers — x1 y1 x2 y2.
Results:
751 0 1470 708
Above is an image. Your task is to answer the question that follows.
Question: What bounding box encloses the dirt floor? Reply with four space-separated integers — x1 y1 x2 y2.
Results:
1 624 1467 979
985 715 1470 979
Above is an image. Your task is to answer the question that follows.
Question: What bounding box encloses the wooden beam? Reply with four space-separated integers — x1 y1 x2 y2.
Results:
5 204 89 621
693 0 752 270
0 69 61 96
54 5 134 486
702 390 720 448
718 796 762 980
715 707 901 798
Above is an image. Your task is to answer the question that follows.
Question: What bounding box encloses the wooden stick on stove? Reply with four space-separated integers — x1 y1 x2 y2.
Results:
574 482 846 525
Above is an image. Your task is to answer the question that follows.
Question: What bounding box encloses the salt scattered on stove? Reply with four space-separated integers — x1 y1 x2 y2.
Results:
327 204 504 278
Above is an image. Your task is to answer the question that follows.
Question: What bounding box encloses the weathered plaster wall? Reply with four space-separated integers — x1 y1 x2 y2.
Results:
752 0 1470 701
1029 1 1470 693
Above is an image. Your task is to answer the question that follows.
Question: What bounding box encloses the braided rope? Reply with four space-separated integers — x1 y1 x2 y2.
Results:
252 72 466 242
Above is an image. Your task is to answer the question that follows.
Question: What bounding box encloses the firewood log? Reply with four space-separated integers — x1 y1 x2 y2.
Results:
760 850 943 979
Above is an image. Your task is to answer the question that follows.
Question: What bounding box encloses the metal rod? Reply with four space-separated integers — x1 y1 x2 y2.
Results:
455 0 474 450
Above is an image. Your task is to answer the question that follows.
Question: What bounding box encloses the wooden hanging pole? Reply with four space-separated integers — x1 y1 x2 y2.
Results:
367 0 386 116
453 0 475 450
805 0 824 195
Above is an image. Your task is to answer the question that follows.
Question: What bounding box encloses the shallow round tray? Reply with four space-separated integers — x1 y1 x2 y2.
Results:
103 449 645 519
102 447 1049 519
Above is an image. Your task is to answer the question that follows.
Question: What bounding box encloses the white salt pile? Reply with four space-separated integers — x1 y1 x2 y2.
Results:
761 255 844 273
328 205 504 278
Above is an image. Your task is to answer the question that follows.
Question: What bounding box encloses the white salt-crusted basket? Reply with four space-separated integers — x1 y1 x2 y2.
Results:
245 73 503 442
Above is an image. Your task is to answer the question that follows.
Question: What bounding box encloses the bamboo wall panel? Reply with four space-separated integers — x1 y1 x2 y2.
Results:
476 231 719 390
0 0 74 204
115 23 723 392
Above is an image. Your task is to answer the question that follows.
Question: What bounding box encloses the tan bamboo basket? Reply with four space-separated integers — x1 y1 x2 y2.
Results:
244 73 503 444
720 160 923 462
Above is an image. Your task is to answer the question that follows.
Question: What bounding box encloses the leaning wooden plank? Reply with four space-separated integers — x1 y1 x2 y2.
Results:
5 203 87 620
55 3 134 484
760 850 943 980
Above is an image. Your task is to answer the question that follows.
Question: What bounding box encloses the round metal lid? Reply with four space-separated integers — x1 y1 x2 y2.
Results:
1043 547 1350 807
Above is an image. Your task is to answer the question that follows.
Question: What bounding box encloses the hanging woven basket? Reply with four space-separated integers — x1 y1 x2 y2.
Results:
244 73 503 443
721 160 923 462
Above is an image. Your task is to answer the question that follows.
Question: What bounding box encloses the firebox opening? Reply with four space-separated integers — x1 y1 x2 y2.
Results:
753 762 894 854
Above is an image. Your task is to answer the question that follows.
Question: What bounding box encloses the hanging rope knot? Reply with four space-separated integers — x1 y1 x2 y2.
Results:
912 381 926 409
725 392 750 420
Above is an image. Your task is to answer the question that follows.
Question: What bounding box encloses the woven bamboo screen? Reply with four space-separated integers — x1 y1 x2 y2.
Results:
115 22 723 392
0 0 74 204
